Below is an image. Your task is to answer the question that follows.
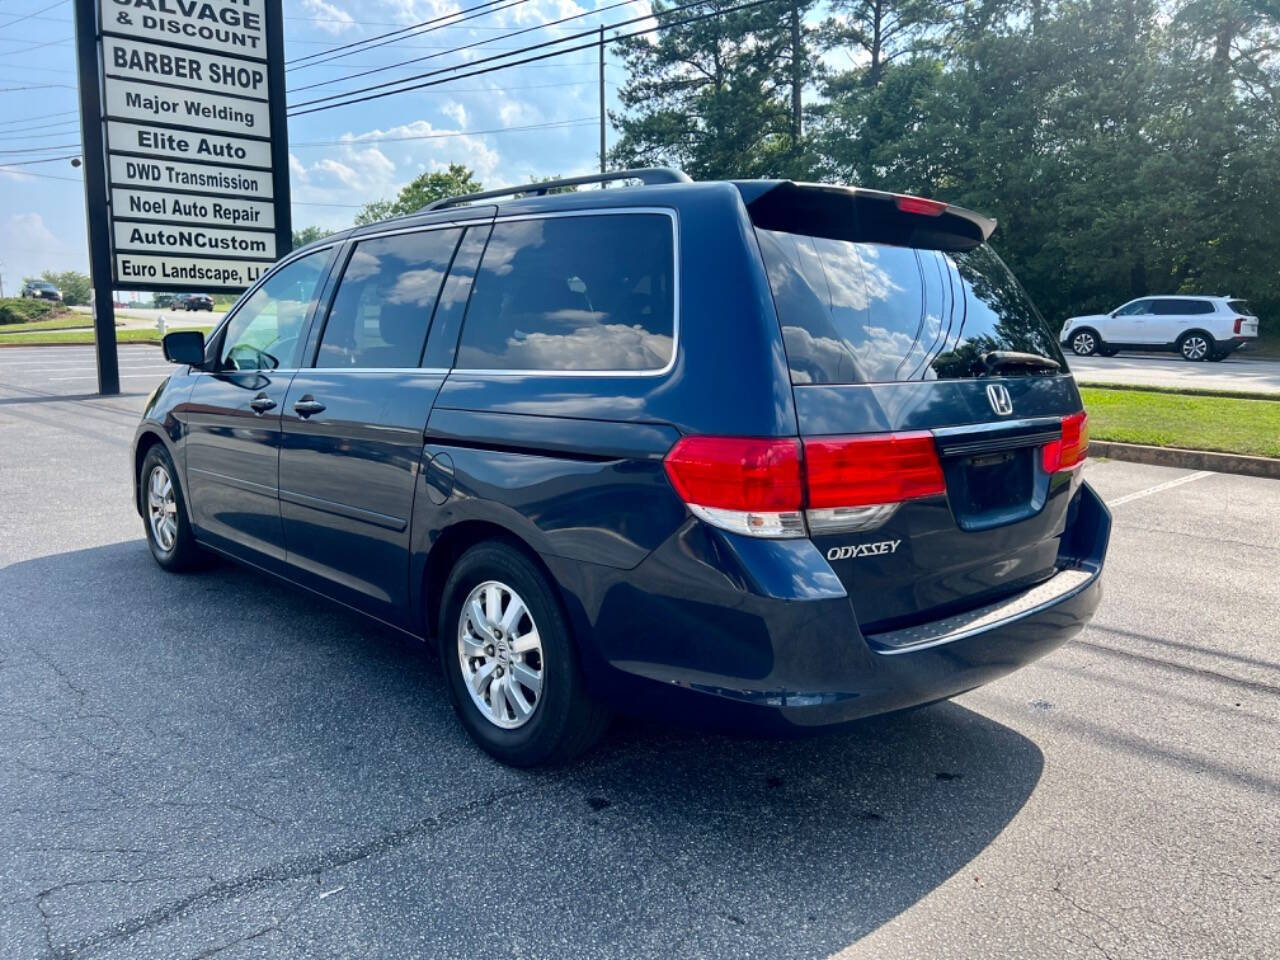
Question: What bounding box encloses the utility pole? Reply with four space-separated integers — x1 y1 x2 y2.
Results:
599 26 607 174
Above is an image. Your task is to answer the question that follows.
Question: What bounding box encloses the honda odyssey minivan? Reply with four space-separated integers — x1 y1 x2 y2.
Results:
134 169 1110 766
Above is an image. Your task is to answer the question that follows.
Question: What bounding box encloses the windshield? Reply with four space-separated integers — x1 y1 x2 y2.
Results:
755 229 1066 384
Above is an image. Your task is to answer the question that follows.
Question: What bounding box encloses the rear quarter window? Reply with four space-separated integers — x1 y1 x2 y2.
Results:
755 229 1064 384
455 213 675 372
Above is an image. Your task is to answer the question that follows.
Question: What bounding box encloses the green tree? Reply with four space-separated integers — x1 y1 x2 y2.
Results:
25 270 92 306
354 164 482 224
526 174 578 194
292 225 330 248
609 0 818 179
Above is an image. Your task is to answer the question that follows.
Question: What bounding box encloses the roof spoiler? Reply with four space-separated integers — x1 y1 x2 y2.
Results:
736 180 997 248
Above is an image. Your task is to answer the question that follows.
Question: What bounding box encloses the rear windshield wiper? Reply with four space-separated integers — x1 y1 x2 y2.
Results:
982 351 1061 375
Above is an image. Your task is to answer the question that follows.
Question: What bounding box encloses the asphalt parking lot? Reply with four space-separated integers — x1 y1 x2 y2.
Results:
1071 351 1280 393
1 345 1277 960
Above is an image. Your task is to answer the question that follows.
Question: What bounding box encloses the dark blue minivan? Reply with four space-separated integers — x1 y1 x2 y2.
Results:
134 169 1109 766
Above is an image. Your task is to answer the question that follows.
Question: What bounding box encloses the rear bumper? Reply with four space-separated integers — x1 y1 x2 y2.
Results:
551 480 1110 732
1223 336 1255 353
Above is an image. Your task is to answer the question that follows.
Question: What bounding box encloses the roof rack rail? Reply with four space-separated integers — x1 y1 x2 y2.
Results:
421 167 692 212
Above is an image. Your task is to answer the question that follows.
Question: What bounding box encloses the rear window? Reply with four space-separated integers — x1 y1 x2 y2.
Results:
755 229 1066 384
1228 299 1255 317
1152 299 1214 315
456 213 675 372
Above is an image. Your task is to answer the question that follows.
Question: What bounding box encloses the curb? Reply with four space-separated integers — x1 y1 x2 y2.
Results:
1077 380 1280 402
1091 440 1280 480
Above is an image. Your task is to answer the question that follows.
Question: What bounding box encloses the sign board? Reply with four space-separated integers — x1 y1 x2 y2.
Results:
81 0 289 294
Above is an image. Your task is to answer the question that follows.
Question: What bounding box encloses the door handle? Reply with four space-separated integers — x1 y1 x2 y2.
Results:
293 396 326 418
249 394 276 415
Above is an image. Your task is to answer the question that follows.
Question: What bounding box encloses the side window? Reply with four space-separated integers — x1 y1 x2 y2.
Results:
422 225 490 370
219 248 332 370
1189 300 1215 315
316 228 461 368
1115 300 1152 316
455 213 676 372
1151 299 1178 315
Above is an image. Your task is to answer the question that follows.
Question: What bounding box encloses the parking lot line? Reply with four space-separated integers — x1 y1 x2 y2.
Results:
44 373 173 381
1106 470 1214 507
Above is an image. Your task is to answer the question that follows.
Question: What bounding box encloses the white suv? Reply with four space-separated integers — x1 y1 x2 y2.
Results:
1061 296 1259 361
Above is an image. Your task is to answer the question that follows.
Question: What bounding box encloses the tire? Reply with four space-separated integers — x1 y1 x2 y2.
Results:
1177 331 1213 362
140 444 203 572
438 541 610 767
1069 328 1100 356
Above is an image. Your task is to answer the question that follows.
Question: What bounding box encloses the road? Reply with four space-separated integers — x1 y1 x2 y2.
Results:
1 345 1277 960
1071 351 1280 393
69 305 225 331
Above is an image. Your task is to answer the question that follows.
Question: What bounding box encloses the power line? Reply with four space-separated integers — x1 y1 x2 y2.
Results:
0 118 78 134
0 152 79 167
0 0 67 30
0 125 80 140
0 165 81 181
289 0 642 96
288 0 530 68
0 109 77 127
0 81 76 91
0 34 72 55
292 116 597 148
0 141 79 153
288 0 760 117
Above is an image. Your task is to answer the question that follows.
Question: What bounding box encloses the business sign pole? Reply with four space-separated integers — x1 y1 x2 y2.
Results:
73 0 291 396
73 0 119 395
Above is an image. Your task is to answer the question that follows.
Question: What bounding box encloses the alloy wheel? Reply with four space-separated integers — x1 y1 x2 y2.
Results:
457 580 544 730
1071 332 1096 356
146 464 178 553
1182 335 1209 361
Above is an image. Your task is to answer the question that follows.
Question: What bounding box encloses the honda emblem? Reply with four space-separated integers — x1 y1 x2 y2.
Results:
986 383 1014 416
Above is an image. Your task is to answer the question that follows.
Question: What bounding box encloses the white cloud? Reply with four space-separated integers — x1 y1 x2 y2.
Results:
0 213 86 287
301 0 357 35
288 118 503 229
440 101 468 127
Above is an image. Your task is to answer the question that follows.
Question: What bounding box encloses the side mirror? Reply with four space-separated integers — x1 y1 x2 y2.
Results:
163 330 206 367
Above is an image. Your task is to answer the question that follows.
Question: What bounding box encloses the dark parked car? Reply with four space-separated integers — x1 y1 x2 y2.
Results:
174 293 215 311
133 169 1110 766
21 281 62 301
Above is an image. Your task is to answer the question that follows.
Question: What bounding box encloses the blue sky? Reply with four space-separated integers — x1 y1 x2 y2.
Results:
0 0 651 290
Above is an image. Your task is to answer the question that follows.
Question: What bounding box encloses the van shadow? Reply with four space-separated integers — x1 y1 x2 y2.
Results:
0 541 1044 958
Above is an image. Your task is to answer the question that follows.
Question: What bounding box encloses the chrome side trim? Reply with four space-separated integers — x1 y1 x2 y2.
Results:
189 367 451 377
866 566 1097 654
293 368 452 376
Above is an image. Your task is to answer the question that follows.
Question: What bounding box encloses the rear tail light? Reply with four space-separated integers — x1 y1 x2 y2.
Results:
662 437 805 538
895 195 947 217
1042 411 1089 473
663 432 946 539
1234 317 1244 334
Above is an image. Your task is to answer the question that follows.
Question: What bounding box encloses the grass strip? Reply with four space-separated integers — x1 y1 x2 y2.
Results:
0 328 203 346
1080 387 1280 459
